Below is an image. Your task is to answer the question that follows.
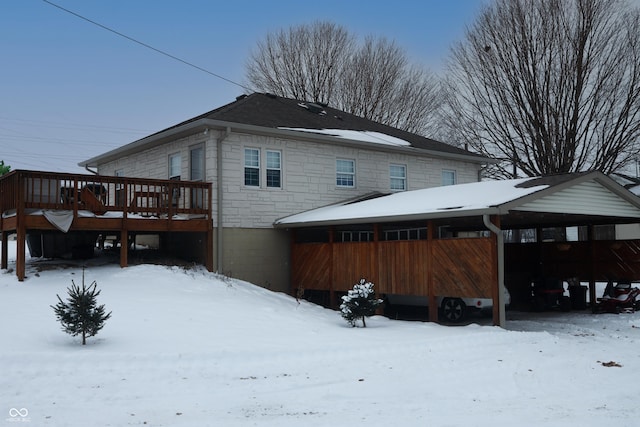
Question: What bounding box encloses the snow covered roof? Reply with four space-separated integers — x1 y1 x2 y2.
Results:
278 128 412 148
274 171 640 228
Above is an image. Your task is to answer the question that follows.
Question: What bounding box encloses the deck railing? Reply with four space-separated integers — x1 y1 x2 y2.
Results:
0 170 212 219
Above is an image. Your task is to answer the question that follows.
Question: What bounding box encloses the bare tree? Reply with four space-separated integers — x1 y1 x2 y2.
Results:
336 37 443 134
246 21 353 106
445 0 640 178
246 22 443 135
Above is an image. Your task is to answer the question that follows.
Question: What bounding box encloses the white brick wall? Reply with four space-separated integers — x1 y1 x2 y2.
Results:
98 129 482 229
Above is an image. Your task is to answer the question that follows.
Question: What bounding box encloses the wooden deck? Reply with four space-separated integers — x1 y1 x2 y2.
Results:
0 170 213 280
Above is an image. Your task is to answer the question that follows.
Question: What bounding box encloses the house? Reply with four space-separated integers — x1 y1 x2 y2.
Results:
79 93 491 292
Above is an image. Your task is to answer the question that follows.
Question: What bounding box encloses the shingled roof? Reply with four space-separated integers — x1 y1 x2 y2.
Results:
80 93 489 167
165 92 479 157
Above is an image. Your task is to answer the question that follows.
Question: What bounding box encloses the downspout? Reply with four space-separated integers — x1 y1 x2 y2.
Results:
216 127 231 273
84 165 98 175
483 214 506 327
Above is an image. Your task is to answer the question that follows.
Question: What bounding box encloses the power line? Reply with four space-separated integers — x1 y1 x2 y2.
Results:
0 115 153 134
41 0 254 93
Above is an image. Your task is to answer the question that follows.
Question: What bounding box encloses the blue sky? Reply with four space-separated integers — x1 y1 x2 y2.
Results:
1 0 485 173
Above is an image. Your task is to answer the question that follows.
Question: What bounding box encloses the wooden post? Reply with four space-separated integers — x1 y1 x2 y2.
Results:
427 220 438 322
328 226 336 308
536 226 544 278
373 224 385 315
588 225 597 312
1 231 7 270
490 215 501 326
16 173 25 281
120 229 128 268
16 223 25 281
205 228 214 272
289 229 297 298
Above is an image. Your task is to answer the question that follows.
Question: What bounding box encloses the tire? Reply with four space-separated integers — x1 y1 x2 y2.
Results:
441 298 466 323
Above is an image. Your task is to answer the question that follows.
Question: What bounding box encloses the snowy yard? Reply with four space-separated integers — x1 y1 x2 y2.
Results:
1 241 640 426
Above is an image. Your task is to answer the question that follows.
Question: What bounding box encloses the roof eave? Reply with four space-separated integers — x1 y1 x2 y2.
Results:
79 119 213 168
274 207 502 229
592 173 640 210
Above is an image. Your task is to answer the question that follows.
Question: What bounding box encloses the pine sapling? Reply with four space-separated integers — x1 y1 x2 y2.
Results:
340 278 383 327
51 270 112 345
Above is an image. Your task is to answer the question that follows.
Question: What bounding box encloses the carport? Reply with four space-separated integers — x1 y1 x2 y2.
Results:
274 172 640 327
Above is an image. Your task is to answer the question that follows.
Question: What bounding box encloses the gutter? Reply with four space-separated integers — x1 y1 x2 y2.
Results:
483 214 506 327
216 127 231 273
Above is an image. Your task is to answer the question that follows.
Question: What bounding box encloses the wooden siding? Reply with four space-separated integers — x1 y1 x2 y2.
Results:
291 237 496 299
332 242 378 291
506 240 640 281
432 238 495 299
378 241 429 295
292 243 332 291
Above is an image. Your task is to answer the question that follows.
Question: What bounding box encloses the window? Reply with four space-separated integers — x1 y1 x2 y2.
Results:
382 227 427 241
336 159 355 187
390 164 406 191
190 146 205 208
244 148 260 187
169 153 181 180
266 150 281 188
338 230 374 242
190 145 204 181
442 169 457 186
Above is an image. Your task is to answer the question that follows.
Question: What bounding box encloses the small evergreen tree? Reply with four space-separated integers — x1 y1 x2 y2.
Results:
51 270 112 345
340 278 383 327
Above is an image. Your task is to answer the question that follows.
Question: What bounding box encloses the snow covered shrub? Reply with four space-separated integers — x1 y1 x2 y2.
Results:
340 278 383 327
51 271 112 345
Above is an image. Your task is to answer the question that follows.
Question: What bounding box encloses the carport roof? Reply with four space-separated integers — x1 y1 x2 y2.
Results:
274 171 640 229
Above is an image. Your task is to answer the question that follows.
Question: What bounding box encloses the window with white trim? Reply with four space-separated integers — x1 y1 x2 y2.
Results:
382 227 427 241
390 164 406 191
338 230 374 242
266 150 281 188
336 159 355 187
442 169 457 186
168 153 181 180
190 145 204 181
244 148 260 187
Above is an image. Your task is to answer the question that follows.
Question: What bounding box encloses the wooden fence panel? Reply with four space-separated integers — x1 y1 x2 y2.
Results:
593 240 640 280
332 242 378 291
292 243 332 291
506 240 640 282
378 241 429 295
432 238 495 299
291 238 497 299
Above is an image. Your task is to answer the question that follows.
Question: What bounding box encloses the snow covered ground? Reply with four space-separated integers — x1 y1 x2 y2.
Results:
2 241 640 426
